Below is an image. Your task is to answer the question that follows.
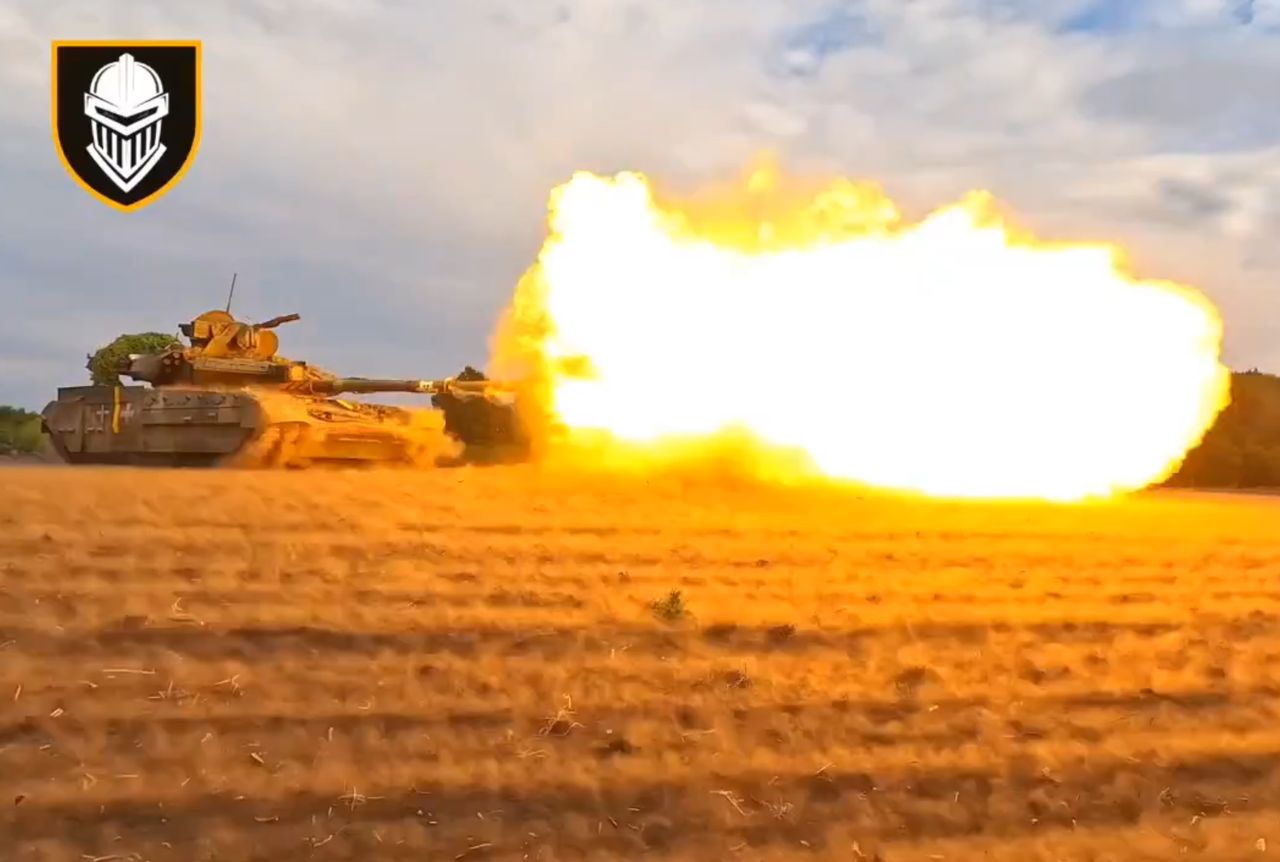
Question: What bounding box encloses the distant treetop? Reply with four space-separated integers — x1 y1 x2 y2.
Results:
0 405 41 454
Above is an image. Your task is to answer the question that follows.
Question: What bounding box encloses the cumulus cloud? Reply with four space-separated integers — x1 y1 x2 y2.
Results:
0 0 1275 408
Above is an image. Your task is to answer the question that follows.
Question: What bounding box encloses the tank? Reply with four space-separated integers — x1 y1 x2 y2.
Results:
40 309 531 468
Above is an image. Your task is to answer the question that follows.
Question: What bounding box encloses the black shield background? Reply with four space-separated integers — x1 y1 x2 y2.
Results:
54 43 199 209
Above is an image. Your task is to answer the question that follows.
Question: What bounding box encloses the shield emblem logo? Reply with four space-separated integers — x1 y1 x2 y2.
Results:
52 40 201 212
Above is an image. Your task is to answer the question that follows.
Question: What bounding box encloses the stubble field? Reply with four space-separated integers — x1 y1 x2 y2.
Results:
2 464 1280 861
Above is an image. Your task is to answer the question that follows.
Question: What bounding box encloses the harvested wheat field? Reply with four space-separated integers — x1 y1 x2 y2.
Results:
3 465 1280 861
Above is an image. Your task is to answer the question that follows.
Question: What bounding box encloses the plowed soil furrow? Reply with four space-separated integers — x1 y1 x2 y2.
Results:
6 616 1280 671
6 744 1280 859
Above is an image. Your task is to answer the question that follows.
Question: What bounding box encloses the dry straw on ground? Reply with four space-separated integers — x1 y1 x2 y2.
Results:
1 464 1278 860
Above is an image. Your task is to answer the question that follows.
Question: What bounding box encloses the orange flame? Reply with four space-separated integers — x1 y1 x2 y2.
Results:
493 161 1231 501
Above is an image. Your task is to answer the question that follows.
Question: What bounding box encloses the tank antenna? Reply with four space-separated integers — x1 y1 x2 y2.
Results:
225 272 238 313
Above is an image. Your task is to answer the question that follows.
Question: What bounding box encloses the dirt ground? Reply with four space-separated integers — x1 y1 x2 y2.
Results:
2 465 1279 861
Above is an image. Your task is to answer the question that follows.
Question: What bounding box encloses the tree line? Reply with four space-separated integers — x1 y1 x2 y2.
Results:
1163 370 1280 489
0 406 42 455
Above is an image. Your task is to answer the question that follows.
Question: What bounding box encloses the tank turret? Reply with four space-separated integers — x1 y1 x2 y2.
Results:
121 309 321 389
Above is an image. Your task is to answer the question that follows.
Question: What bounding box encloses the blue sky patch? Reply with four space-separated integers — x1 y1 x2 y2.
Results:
1058 1 1142 34
1059 0 1262 33
775 3 877 77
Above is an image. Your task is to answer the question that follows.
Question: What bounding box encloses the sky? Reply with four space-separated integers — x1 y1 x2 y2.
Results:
0 0 1277 410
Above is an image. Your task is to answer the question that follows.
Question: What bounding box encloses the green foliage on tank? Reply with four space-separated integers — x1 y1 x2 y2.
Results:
87 332 181 385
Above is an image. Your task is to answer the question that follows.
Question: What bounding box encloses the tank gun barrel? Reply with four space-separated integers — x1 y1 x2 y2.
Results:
307 377 503 398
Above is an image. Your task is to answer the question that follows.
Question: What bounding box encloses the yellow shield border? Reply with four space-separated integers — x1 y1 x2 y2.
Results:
51 39 203 213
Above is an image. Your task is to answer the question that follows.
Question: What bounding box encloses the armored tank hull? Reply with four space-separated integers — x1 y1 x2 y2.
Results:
41 384 464 468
